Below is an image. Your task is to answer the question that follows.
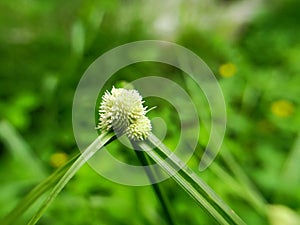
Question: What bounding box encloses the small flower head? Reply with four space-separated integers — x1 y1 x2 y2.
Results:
219 63 237 78
126 115 152 141
97 87 152 141
271 100 295 118
50 152 68 168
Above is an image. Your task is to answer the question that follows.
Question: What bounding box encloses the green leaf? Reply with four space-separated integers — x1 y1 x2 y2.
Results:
138 134 246 225
27 132 115 225
0 120 46 179
131 141 176 225
0 153 79 225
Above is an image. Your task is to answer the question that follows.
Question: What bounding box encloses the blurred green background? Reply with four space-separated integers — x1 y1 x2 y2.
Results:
1 0 300 224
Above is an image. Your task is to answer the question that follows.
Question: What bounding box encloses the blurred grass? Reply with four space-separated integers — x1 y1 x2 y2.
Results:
1 0 300 224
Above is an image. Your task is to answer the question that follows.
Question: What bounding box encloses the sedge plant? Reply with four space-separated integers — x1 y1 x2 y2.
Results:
1 86 246 225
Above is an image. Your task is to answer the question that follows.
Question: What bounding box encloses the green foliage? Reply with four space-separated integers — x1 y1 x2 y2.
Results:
1 0 300 224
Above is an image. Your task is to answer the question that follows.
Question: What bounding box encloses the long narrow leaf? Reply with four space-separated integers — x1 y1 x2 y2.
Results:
27 132 115 225
0 120 46 178
138 133 246 225
131 141 176 225
1 153 79 225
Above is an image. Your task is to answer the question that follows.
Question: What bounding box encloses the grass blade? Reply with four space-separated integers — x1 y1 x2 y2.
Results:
27 132 115 225
220 146 266 214
0 120 46 179
0 153 79 225
138 133 246 225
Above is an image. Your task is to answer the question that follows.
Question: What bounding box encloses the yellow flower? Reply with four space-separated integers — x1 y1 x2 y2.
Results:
219 63 237 78
271 100 295 118
50 152 68 168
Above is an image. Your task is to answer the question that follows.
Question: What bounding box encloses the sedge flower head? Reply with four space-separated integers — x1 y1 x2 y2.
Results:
97 87 152 141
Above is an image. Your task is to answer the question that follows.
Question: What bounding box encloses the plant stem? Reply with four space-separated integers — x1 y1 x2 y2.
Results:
138 133 246 225
131 141 176 225
27 132 115 225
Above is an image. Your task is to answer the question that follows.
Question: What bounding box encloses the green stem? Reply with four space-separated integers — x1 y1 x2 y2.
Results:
139 133 246 225
131 141 176 225
27 132 115 225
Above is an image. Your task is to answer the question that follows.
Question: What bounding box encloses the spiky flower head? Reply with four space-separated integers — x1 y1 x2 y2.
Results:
97 87 152 141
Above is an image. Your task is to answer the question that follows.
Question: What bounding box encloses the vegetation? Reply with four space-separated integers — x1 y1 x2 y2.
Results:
1 0 300 224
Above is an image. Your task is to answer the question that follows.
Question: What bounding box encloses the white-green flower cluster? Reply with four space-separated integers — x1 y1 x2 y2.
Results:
97 87 152 141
